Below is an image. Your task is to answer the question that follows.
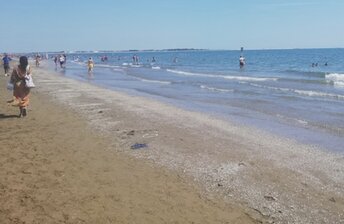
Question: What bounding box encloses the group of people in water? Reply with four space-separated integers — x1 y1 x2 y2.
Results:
53 54 67 68
1 49 335 120
312 62 328 67
100 56 108 62
4 52 332 84
3 52 246 86
6 48 335 81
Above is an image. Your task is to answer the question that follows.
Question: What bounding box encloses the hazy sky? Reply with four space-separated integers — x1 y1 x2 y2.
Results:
1 0 343 52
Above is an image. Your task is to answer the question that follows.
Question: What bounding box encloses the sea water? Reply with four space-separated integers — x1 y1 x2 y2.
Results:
46 49 344 152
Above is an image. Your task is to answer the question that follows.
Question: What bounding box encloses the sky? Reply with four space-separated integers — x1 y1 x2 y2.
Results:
1 0 343 52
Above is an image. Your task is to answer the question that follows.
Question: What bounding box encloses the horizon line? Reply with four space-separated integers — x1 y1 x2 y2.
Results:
4 47 344 54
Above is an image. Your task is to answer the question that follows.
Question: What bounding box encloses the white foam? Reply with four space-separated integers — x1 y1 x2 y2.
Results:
130 64 142 68
200 85 234 93
137 78 171 85
166 69 277 82
96 64 121 69
152 66 161 70
71 61 86 66
245 82 344 100
326 73 344 87
222 75 277 82
276 114 308 126
113 68 124 72
167 69 202 76
294 90 344 99
296 119 308 125
247 82 292 92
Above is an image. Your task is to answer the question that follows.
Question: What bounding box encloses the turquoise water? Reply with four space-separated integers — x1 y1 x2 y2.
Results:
47 49 344 152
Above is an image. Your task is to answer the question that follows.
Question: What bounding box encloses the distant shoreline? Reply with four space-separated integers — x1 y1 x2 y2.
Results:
6 47 344 55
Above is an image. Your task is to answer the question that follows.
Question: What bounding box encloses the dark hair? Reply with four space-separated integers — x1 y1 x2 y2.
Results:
19 56 28 70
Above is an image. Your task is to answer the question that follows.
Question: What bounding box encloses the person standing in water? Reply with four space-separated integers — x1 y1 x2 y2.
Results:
63 54 67 67
59 55 65 68
132 55 137 65
35 54 40 67
87 57 94 73
239 47 245 68
54 55 58 68
239 55 245 68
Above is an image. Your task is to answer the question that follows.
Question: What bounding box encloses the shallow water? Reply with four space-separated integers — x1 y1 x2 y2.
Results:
45 49 344 152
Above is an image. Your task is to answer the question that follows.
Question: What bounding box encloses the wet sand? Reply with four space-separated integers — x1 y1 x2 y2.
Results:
0 64 258 223
1 61 344 223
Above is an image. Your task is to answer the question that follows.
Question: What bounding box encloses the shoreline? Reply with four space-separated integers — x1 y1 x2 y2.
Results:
48 54 344 153
36 63 344 223
0 62 259 223
1 62 344 223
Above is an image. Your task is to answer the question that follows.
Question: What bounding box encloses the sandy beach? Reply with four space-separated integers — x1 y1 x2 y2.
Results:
0 63 259 223
1 61 344 223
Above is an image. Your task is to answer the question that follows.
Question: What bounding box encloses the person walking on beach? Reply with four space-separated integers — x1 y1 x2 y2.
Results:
2 53 12 76
9 56 32 117
87 57 94 73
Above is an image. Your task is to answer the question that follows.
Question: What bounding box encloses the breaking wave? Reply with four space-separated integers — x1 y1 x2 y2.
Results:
245 82 344 100
325 73 344 87
166 69 277 82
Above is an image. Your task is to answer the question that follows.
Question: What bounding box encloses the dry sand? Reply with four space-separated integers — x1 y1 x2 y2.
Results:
1 61 344 223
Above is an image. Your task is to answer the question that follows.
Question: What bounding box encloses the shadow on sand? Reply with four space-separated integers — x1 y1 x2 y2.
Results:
0 114 19 119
